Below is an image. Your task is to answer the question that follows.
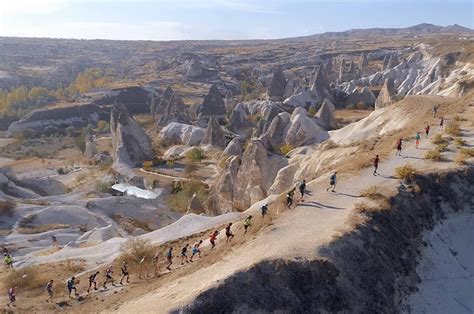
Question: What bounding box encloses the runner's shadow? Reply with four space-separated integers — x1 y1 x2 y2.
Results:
379 174 397 179
403 156 425 160
300 201 345 210
334 192 362 198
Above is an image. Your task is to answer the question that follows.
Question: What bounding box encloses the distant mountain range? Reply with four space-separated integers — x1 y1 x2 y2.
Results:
292 23 473 41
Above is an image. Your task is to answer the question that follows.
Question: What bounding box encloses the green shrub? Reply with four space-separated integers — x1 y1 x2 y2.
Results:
75 135 86 153
278 143 294 156
143 161 154 171
96 180 111 193
57 167 65 175
97 120 110 133
66 126 75 137
99 160 113 171
14 128 36 141
186 148 206 162
167 180 208 213
308 106 318 117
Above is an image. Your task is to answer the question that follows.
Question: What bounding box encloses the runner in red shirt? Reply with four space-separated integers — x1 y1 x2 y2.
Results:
209 230 219 249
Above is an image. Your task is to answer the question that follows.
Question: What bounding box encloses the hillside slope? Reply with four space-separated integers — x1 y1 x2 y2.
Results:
114 97 473 313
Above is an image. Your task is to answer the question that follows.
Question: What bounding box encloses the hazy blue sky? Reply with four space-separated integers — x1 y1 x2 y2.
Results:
1 0 473 40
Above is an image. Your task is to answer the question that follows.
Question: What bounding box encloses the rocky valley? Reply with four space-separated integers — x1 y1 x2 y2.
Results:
0 22 473 313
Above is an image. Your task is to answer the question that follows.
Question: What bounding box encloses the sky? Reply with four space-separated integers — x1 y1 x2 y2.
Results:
0 0 473 41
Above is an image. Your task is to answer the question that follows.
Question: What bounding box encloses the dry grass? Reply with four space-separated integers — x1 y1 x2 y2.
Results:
453 115 467 122
1 267 44 291
425 149 444 161
120 238 155 265
395 164 418 182
99 160 113 172
353 201 387 214
454 138 467 147
360 186 385 200
432 133 448 145
455 153 467 165
445 121 462 136
436 142 449 152
119 238 156 278
18 213 36 227
320 140 339 150
460 147 474 157
21 199 50 206
334 109 372 127
17 223 69 234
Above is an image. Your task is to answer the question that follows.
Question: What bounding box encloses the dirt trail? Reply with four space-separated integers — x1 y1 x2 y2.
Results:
116 110 472 313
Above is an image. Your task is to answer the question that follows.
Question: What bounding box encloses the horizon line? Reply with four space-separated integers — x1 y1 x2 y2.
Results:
0 22 471 43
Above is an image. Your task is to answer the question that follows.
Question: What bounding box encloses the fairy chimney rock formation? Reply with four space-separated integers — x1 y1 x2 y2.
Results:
196 84 226 124
375 78 397 109
227 103 252 133
157 87 191 126
316 99 338 130
268 67 287 101
110 103 154 167
202 116 226 147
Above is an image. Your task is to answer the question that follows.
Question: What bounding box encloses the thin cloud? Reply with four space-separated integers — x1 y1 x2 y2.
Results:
1 0 68 15
2 0 281 16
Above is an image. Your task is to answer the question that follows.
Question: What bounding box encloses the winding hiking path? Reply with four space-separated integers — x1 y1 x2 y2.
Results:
117 110 473 313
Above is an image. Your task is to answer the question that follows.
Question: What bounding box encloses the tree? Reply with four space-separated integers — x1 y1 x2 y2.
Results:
75 136 86 154
68 68 114 95
97 120 110 133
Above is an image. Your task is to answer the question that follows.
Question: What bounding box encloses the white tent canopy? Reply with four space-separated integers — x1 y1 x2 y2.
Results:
111 183 161 199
